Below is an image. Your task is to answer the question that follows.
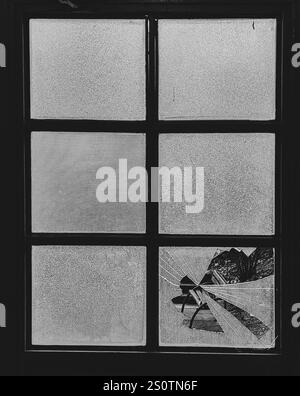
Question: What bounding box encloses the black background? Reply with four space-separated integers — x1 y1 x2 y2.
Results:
0 0 299 376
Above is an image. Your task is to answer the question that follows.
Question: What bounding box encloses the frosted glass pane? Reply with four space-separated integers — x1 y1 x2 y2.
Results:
30 19 146 120
32 246 146 346
159 133 275 235
159 247 275 348
159 19 276 120
32 132 146 233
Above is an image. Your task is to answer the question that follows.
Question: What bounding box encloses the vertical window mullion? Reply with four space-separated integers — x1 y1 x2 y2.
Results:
146 16 159 351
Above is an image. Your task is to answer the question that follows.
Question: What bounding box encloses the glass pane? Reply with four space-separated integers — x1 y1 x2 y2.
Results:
32 132 146 233
159 19 276 120
159 247 275 348
30 19 146 120
32 246 146 346
159 133 275 235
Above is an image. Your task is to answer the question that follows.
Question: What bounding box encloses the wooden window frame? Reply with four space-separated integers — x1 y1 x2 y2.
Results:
6 0 299 375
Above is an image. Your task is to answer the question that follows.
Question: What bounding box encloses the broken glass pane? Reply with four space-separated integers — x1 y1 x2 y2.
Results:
159 247 275 348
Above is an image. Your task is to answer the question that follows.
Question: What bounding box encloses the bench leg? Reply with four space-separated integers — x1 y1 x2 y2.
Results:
181 293 191 313
189 306 202 329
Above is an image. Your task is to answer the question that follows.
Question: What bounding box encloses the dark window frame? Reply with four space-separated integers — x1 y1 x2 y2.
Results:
12 0 295 362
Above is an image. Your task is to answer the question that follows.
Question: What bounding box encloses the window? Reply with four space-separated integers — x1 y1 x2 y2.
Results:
159 19 277 120
31 132 146 233
159 133 275 235
30 19 146 120
32 246 146 346
23 4 283 354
